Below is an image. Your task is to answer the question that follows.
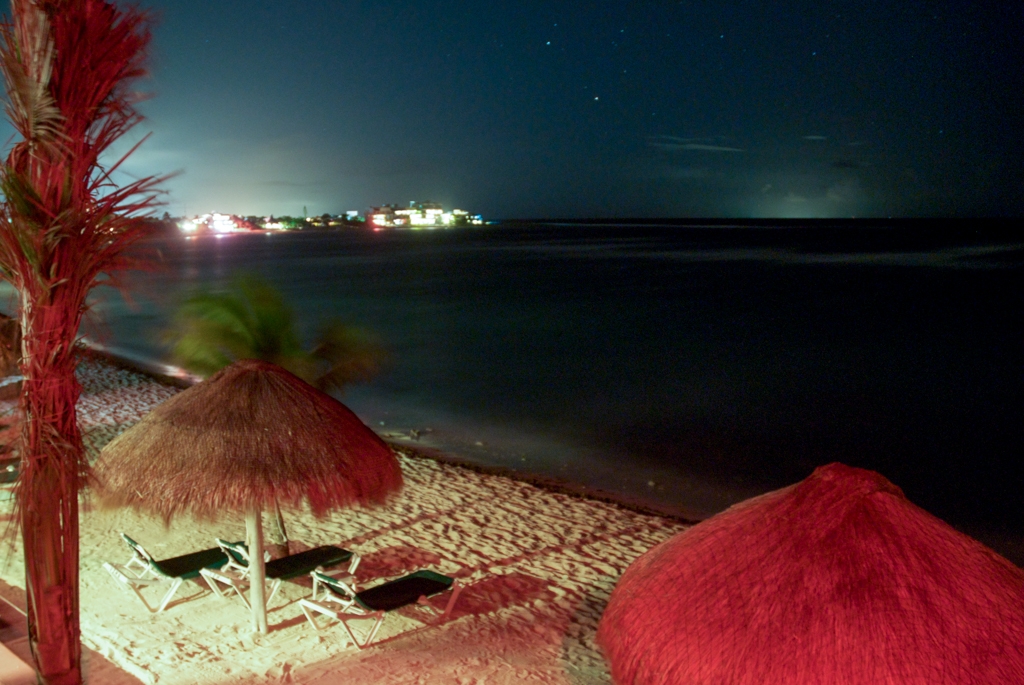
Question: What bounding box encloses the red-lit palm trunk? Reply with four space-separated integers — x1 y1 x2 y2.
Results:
17 294 87 685
0 2 162 683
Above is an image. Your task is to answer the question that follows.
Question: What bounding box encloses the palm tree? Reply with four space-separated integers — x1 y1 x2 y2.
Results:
166 272 388 549
168 274 314 380
0 2 162 683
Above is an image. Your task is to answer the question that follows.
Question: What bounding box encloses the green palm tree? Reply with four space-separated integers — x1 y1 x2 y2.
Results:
168 274 313 380
165 272 388 549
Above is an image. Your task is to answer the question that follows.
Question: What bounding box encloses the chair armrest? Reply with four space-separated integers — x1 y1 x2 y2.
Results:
104 563 164 588
311 570 357 601
214 539 256 576
200 565 247 585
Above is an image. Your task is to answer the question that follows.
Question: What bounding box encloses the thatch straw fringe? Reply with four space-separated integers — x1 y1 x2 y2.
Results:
94 358 403 521
597 463 1024 685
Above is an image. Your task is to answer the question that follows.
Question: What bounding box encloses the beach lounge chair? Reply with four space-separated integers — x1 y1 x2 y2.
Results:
299 569 462 648
102 534 236 613
200 539 360 610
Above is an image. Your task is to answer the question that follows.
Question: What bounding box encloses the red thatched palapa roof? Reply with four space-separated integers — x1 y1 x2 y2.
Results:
597 462 1024 685
94 358 403 520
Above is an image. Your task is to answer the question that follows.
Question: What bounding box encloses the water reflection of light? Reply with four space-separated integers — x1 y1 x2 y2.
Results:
161 364 203 384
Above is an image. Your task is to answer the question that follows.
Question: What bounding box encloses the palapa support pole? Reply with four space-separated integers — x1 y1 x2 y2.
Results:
245 509 269 634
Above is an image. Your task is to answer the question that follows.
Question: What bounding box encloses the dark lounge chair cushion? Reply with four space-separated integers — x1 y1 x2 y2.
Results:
355 570 454 612
153 547 230 579
266 545 354 580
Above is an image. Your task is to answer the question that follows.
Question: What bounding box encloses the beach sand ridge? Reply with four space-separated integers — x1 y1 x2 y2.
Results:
0 358 687 684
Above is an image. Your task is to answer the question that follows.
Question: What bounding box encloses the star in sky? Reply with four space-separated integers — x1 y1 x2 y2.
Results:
12 0 1006 219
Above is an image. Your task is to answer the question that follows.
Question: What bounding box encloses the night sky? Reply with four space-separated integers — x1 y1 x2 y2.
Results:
6 1 1023 218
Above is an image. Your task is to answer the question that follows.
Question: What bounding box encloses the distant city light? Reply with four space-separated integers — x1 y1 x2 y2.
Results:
175 204 483 235
368 202 483 229
178 212 255 234
210 213 237 233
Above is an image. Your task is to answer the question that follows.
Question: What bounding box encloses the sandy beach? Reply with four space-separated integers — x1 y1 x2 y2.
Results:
0 356 688 684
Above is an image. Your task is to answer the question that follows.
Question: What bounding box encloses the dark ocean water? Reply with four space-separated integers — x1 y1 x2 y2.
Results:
8 221 1020 552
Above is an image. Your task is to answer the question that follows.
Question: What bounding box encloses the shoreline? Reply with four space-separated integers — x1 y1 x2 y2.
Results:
0 341 1018 682
387 441 701 525
77 342 195 389
72 344 1024 568
60 226 1024 551
76 343 703 525
2 354 688 683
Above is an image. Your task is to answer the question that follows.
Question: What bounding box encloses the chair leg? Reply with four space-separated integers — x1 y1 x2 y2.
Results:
104 563 159 614
299 599 329 631
156 578 184 613
231 582 253 611
299 600 384 649
201 570 229 599
129 586 158 613
359 614 387 649
200 566 258 610
265 578 283 606
440 581 462 620
333 612 384 649
132 587 159 613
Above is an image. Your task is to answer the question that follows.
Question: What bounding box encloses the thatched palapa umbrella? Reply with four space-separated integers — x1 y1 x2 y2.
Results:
95 358 403 633
597 462 1024 684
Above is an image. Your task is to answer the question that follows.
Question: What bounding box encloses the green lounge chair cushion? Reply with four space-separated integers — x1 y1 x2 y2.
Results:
152 546 231 580
265 545 354 581
355 570 454 612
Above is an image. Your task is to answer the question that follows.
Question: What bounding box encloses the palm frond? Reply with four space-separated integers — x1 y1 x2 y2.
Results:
163 273 385 391
169 291 257 372
0 0 63 153
310 320 390 393
234 274 304 361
